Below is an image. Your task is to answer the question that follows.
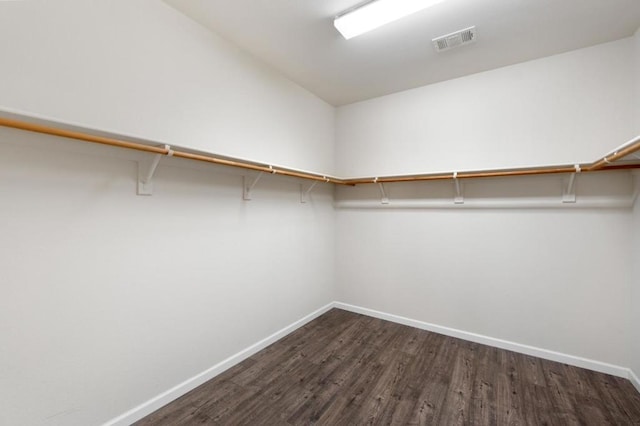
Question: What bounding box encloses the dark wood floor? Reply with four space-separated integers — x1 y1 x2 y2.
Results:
136 309 640 425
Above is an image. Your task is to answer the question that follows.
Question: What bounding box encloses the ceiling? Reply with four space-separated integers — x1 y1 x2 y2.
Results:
164 0 640 106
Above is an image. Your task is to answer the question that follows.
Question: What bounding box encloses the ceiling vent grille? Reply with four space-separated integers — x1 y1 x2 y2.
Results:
433 26 476 52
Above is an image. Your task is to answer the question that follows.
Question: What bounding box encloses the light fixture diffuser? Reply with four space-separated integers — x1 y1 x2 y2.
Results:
334 0 448 40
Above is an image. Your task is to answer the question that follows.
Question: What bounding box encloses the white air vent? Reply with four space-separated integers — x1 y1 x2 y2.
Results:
433 26 476 52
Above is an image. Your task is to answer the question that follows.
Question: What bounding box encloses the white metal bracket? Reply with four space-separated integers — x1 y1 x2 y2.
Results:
453 172 464 204
243 172 265 201
562 165 581 203
137 145 173 196
243 166 277 200
374 178 389 204
300 176 330 203
300 181 318 203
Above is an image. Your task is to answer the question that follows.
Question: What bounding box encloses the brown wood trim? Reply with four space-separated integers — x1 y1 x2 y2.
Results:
1 116 639 186
0 116 344 185
585 137 640 171
0 116 169 155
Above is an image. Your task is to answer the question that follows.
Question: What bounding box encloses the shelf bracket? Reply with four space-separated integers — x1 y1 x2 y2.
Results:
137 144 173 196
374 178 389 204
562 165 581 203
243 172 265 201
453 172 464 204
300 176 330 203
300 181 318 203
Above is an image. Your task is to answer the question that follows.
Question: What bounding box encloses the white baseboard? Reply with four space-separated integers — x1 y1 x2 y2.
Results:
102 302 334 426
333 302 631 379
630 369 640 393
105 300 639 425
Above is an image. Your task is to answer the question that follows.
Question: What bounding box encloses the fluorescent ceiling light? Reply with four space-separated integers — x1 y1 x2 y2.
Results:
334 0 448 40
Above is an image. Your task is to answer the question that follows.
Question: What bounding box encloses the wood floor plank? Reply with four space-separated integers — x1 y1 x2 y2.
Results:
436 341 479 425
468 344 498 425
384 332 447 425
336 328 415 425
135 309 640 426
370 351 417 424
588 372 640 424
286 325 387 423
319 324 410 424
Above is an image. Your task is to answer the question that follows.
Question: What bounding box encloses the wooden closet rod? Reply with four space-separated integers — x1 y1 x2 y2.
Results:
1 116 639 186
343 165 582 185
341 135 640 184
0 116 343 184
584 137 640 171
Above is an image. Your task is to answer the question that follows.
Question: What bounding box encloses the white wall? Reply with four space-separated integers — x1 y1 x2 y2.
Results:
636 28 640 133
0 0 334 174
632 189 640 383
335 190 633 367
1 2 638 425
631 27 640 384
0 1 336 425
0 129 335 426
334 34 638 377
336 38 635 177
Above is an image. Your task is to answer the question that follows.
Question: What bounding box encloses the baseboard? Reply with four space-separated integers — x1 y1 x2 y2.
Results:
630 369 640 393
103 302 335 426
333 302 631 379
105 300 638 425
